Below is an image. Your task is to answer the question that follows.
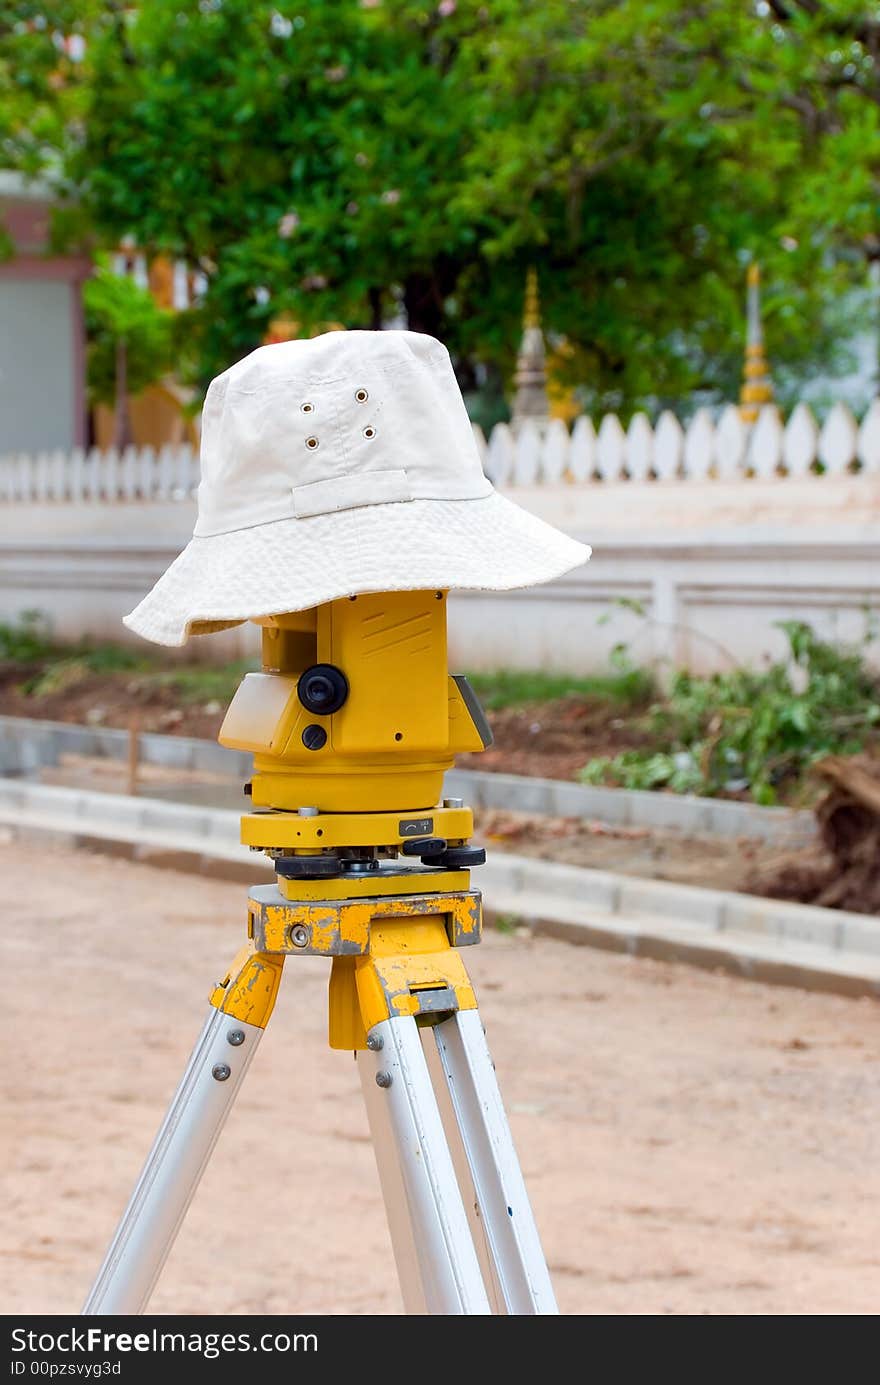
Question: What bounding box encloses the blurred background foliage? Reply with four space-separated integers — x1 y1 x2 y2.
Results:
82 262 173 405
1 0 878 418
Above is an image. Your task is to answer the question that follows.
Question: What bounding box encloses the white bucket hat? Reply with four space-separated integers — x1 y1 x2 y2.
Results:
123 329 591 645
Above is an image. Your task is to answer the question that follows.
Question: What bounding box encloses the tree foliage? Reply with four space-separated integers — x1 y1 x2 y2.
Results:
0 4 97 193
2 2 878 411
82 262 173 407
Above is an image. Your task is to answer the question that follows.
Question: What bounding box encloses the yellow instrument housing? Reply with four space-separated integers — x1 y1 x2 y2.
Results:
218 590 489 813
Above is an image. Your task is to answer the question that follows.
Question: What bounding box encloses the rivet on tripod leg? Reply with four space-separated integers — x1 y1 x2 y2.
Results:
367 1033 384 1051
226 1029 245 1047
212 1063 231 1082
375 1071 393 1089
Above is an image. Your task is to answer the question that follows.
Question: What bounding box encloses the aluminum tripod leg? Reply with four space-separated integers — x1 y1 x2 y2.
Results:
83 949 283 1315
433 1008 558 1313
360 1008 557 1307
359 1010 558 1316
359 1016 492 1315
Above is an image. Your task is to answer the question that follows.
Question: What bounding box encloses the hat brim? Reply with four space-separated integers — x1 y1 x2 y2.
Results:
123 492 591 646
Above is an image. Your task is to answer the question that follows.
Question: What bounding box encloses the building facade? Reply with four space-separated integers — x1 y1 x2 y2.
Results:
0 172 90 454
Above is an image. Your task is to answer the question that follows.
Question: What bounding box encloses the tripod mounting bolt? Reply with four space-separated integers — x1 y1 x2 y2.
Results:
375 1071 393 1089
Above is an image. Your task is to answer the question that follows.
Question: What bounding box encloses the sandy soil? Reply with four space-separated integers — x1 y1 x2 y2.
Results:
1 838 878 1318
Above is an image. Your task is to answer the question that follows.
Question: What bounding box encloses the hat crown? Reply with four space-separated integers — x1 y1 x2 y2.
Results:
194 329 491 537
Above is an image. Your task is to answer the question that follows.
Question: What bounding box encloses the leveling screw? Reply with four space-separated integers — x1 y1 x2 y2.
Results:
375 1071 393 1089
212 1064 231 1082
290 925 310 948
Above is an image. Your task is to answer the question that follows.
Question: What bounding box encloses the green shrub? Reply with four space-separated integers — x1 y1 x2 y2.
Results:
466 660 655 712
152 660 259 705
0 611 55 662
579 621 880 805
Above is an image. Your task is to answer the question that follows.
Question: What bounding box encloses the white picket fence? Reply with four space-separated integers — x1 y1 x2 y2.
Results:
0 443 200 503
2 398 880 501
478 399 880 487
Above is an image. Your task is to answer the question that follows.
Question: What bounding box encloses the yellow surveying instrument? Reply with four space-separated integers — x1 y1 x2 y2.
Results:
83 324 591 1315
82 589 559 1315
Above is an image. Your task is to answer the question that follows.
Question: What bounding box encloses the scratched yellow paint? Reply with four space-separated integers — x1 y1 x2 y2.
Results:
209 947 285 1028
352 945 477 1041
324 916 478 1048
252 887 480 957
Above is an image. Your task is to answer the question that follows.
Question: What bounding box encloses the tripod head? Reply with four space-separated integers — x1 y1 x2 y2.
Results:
218 588 492 883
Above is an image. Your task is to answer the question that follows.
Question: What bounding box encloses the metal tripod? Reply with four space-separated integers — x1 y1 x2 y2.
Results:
81 873 557 1316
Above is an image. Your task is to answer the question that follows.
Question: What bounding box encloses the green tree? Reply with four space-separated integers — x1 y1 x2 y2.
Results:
452 0 880 409
6 2 878 412
75 2 479 381
0 1 103 255
82 264 173 448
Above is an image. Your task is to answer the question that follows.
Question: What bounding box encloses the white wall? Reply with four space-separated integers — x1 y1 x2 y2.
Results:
1 475 878 676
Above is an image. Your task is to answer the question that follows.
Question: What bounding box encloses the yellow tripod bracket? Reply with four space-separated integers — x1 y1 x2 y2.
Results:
243 880 481 1050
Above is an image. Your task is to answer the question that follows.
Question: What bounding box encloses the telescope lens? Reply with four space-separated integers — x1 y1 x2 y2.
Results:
298 664 349 716
308 675 333 706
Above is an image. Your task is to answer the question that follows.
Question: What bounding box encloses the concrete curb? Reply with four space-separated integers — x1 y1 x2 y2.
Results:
0 715 817 846
445 768 816 846
0 714 253 780
0 777 876 1001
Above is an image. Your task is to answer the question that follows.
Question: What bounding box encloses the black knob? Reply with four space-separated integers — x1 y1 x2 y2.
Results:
401 837 447 858
302 724 327 751
298 664 349 715
437 846 487 868
275 854 341 879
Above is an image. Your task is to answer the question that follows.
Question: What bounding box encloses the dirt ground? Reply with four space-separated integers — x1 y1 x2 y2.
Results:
475 805 807 896
0 671 650 781
2 838 878 1317
0 666 229 747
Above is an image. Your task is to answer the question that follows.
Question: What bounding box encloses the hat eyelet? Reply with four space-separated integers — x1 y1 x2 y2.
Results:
355 388 369 403
363 426 376 440
300 402 315 414
305 436 320 450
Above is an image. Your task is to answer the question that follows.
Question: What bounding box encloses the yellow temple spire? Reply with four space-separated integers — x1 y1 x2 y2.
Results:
739 261 775 424
511 266 550 428
523 265 541 331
